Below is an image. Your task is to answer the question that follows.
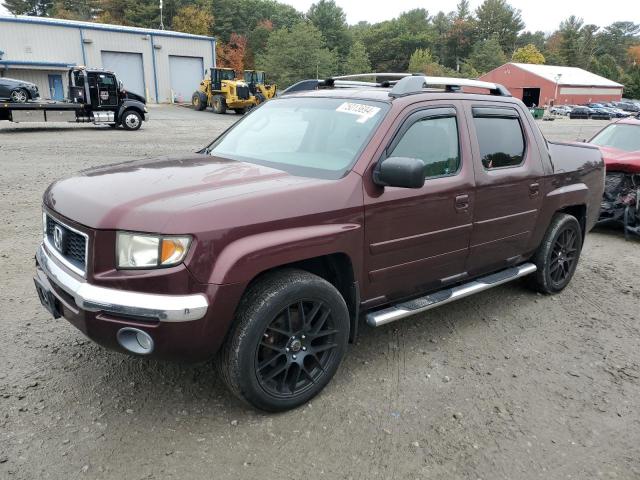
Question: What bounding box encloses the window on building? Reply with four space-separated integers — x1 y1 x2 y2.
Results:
389 116 460 178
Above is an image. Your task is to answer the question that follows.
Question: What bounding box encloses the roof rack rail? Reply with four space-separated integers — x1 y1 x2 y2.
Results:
389 75 511 98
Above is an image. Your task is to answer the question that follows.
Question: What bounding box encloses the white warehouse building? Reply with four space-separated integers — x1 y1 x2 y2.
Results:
0 15 216 103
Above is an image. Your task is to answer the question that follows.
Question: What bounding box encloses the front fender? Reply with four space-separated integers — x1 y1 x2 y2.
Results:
207 224 362 285
117 99 146 121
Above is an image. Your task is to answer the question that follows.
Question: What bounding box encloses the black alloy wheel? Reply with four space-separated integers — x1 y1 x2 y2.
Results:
549 227 579 286
256 300 338 398
528 213 583 294
217 269 349 412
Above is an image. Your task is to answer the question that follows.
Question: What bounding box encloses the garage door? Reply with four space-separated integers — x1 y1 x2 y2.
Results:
169 56 204 103
101 51 145 97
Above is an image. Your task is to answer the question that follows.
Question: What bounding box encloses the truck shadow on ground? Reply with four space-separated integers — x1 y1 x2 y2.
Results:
40 278 537 421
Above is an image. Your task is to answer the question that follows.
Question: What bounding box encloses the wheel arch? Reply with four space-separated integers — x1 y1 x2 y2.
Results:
117 100 146 121
239 253 360 343
557 204 587 238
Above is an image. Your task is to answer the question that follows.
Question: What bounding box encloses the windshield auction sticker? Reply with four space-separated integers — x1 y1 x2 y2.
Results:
336 102 381 123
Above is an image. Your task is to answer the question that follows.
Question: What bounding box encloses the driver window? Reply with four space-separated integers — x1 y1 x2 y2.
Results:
390 116 460 178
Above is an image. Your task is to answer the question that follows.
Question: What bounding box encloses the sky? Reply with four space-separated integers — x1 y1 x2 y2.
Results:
0 0 638 32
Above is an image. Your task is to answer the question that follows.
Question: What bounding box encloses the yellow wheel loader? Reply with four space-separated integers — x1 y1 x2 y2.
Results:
192 68 255 115
243 70 277 105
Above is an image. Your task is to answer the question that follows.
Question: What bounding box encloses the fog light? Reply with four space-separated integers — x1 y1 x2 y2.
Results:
117 327 154 355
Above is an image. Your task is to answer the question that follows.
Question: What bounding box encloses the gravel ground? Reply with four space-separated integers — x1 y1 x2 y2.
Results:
1 107 639 480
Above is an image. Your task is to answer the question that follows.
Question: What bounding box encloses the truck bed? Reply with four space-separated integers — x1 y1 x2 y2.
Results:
0 100 83 110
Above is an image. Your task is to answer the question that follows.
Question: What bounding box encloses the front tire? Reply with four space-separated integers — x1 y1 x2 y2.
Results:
211 94 227 114
233 108 246 115
528 213 582 294
121 110 142 131
10 89 28 103
217 269 350 412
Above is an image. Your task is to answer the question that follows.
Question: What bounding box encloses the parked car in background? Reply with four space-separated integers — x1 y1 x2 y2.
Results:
569 106 592 119
616 102 640 113
550 105 572 116
587 103 627 118
0 77 39 103
588 118 640 236
587 105 613 120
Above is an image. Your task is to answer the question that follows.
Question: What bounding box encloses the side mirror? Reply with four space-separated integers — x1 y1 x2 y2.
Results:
374 157 426 189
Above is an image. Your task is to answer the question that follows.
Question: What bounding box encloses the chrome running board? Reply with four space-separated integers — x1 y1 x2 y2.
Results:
366 263 537 327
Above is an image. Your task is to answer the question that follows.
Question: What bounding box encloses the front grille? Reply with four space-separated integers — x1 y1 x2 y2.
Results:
45 215 87 273
237 85 250 100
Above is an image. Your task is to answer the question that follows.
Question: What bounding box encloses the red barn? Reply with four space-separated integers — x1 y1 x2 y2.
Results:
479 63 624 107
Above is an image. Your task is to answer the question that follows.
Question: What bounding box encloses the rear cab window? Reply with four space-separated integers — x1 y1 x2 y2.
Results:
472 107 526 169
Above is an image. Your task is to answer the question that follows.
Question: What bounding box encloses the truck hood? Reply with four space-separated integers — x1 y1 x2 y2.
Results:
44 154 324 231
597 146 640 174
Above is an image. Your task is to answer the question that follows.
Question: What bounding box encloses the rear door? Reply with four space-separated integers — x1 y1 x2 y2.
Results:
465 103 544 275
362 102 475 304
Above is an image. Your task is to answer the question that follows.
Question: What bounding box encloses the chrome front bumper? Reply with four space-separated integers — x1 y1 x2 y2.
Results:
36 243 208 322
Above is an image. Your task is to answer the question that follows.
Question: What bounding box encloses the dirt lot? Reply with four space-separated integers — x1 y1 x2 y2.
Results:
1 108 639 480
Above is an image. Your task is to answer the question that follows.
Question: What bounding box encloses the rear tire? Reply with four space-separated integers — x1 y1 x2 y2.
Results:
212 95 227 114
234 108 246 115
528 213 582 294
217 269 350 412
192 91 207 111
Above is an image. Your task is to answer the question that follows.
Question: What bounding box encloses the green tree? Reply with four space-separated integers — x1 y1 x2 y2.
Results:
359 9 434 72
172 4 214 36
589 53 622 82
468 34 508 74
256 22 338 87
512 44 545 64
516 31 546 50
209 0 302 42
475 0 524 54
2 0 52 15
343 40 371 74
408 48 435 72
307 0 351 57
558 16 584 67
52 0 98 20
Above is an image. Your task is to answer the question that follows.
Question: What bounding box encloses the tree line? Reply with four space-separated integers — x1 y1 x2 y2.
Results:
3 0 640 97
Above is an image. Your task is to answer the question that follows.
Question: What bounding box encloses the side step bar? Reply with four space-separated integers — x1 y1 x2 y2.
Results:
366 263 537 327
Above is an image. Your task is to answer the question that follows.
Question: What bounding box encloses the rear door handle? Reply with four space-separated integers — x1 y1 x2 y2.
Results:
455 194 469 212
529 182 540 197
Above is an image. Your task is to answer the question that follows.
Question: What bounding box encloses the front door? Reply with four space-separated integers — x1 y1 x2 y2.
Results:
97 73 118 107
48 74 64 100
362 103 475 304
464 103 544 276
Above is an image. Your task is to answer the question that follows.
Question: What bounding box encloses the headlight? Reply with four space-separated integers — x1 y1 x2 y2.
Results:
116 232 191 269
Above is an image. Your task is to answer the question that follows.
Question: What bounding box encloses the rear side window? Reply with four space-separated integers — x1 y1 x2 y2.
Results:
389 116 460 178
473 115 525 169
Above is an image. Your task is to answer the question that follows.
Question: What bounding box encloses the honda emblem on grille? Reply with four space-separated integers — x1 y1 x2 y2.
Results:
53 225 64 252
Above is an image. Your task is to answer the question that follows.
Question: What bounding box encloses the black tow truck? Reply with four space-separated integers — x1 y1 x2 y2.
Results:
0 67 147 130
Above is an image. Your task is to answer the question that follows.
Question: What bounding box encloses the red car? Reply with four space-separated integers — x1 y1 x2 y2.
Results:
589 118 640 235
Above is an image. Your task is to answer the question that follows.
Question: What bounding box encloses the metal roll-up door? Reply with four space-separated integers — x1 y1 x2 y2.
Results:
101 51 145 98
169 56 204 103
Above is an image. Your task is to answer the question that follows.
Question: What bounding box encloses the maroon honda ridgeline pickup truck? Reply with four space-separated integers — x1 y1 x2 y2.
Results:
34 75 604 411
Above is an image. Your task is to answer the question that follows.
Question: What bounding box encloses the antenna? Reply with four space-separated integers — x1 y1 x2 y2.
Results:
159 0 164 30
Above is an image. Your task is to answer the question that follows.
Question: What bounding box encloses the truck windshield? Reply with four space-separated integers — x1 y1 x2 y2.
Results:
206 97 389 179
590 124 640 152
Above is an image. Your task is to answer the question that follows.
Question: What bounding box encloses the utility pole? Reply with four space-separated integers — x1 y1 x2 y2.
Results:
159 0 164 30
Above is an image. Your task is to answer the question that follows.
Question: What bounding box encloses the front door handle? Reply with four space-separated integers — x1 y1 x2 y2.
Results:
529 182 540 197
455 194 469 212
